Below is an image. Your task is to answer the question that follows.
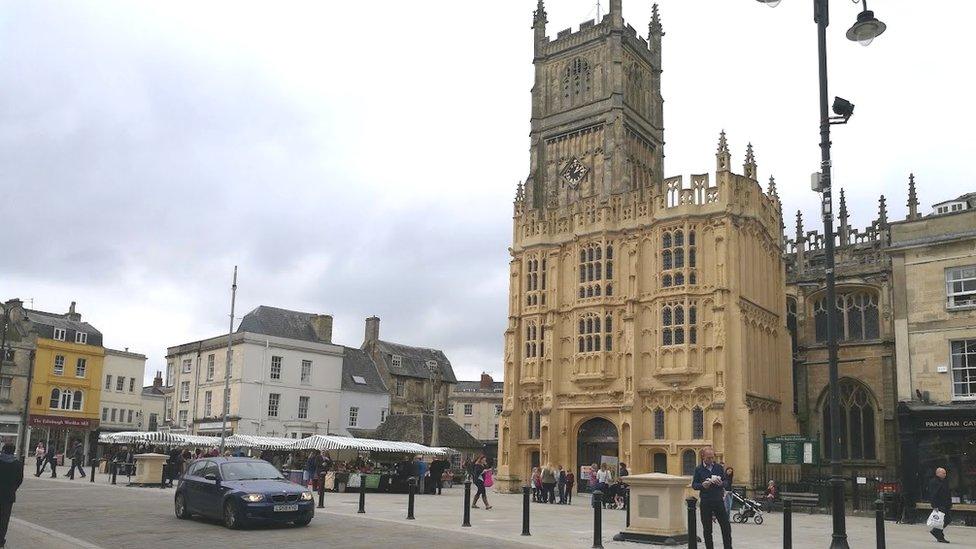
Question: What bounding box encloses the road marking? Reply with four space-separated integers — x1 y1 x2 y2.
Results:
11 517 106 549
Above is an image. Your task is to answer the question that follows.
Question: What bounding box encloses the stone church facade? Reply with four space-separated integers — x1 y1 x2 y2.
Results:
495 1 796 493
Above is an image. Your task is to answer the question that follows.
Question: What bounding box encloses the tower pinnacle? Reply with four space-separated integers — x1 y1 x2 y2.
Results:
650 3 663 35
716 130 731 172
533 0 547 45
767 175 778 199
877 195 888 228
795 210 804 241
743 142 757 179
907 173 920 220
838 188 850 246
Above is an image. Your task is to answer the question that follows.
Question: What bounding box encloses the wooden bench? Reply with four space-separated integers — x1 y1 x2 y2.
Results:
915 502 976 526
780 491 821 513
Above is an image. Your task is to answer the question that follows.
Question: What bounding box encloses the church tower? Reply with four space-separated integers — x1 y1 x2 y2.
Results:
525 0 664 211
496 1 796 493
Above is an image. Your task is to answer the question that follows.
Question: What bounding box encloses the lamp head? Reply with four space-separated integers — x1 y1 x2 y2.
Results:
755 0 781 6
847 9 886 46
832 97 855 120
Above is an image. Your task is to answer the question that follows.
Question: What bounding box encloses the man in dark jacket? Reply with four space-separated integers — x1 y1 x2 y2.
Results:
691 446 732 549
0 443 24 547
557 465 567 504
66 441 86 479
927 467 952 543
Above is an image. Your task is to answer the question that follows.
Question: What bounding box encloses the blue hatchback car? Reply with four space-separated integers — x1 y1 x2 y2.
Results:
174 457 314 529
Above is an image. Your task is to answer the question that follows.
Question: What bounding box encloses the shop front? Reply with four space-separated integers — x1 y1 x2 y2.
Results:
898 402 976 511
27 414 98 462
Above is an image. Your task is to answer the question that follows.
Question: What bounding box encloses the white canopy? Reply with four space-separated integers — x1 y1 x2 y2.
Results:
98 431 450 456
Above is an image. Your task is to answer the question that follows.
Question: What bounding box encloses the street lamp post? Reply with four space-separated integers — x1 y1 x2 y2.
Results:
754 1 886 548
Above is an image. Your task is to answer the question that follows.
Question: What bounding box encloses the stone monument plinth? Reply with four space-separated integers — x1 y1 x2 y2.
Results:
613 473 691 545
131 453 168 485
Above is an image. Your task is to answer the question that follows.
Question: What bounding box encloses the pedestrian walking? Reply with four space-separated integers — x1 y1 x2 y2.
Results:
33 442 46 477
470 455 491 510
565 470 575 504
691 446 732 549
415 455 427 495
429 457 447 495
0 443 24 548
44 447 58 478
723 466 735 514
557 465 567 504
67 441 86 479
541 464 556 504
529 467 540 502
927 467 952 544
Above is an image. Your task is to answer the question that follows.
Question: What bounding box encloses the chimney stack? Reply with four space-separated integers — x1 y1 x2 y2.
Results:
365 316 380 347
66 301 81 322
480 373 494 390
310 314 333 343
153 371 163 388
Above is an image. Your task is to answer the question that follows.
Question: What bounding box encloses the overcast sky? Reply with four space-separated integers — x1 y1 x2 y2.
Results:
2 1 973 384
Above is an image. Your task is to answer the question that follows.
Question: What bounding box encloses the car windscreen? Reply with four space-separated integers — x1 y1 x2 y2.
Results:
220 461 285 481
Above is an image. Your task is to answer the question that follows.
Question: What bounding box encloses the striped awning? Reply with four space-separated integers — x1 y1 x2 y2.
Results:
97 431 451 456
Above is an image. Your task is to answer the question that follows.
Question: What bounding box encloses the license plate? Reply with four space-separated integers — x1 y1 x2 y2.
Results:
274 504 299 512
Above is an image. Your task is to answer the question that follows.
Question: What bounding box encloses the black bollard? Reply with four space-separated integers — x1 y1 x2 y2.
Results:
358 473 366 513
90 460 95 483
686 497 698 549
317 472 325 509
875 499 886 549
592 490 604 549
111 461 117 485
462 480 471 527
522 485 531 536
407 477 416 520
160 462 167 489
625 487 631 528
783 499 793 549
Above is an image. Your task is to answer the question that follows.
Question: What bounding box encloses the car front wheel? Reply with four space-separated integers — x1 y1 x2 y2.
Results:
175 493 189 519
223 500 244 529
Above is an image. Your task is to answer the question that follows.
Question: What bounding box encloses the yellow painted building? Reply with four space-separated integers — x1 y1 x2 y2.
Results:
25 303 104 458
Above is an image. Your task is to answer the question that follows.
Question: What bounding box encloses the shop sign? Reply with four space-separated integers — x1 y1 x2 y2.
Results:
919 419 976 431
29 414 94 429
764 434 819 465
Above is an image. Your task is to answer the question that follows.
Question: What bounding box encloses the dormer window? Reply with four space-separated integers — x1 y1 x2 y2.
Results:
53 328 66 341
391 355 402 368
75 331 88 344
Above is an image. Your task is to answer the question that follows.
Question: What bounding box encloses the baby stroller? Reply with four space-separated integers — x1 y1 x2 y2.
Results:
730 491 765 525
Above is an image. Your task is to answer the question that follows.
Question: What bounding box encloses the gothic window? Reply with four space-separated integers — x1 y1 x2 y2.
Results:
661 226 697 288
524 322 539 358
654 408 665 439
692 407 704 439
663 300 698 347
525 256 546 306
578 312 608 354
681 449 697 476
579 242 613 298
563 58 592 102
653 452 668 473
822 381 877 460
814 290 880 342
607 284 613 296
787 298 798 356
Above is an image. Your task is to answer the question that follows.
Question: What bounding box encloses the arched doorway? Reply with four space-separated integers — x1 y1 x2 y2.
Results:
577 417 618 492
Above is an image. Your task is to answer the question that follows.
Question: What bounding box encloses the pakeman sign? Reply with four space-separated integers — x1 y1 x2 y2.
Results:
920 419 976 430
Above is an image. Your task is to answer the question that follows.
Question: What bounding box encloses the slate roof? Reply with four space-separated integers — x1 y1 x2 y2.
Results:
370 414 482 450
454 381 504 393
341 347 388 394
24 308 103 347
373 340 458 383
236 305 329 343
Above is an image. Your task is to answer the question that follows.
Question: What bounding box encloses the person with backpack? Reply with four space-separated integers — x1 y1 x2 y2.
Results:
470 455 492 510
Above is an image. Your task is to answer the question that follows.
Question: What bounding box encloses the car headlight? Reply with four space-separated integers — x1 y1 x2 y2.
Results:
242 493 265 503
300 491 314 501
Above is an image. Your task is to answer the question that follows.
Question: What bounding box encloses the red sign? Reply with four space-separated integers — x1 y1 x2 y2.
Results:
29 415 95 429
879 482 900 494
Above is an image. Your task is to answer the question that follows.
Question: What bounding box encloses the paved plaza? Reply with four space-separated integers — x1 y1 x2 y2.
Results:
8 466 971 548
